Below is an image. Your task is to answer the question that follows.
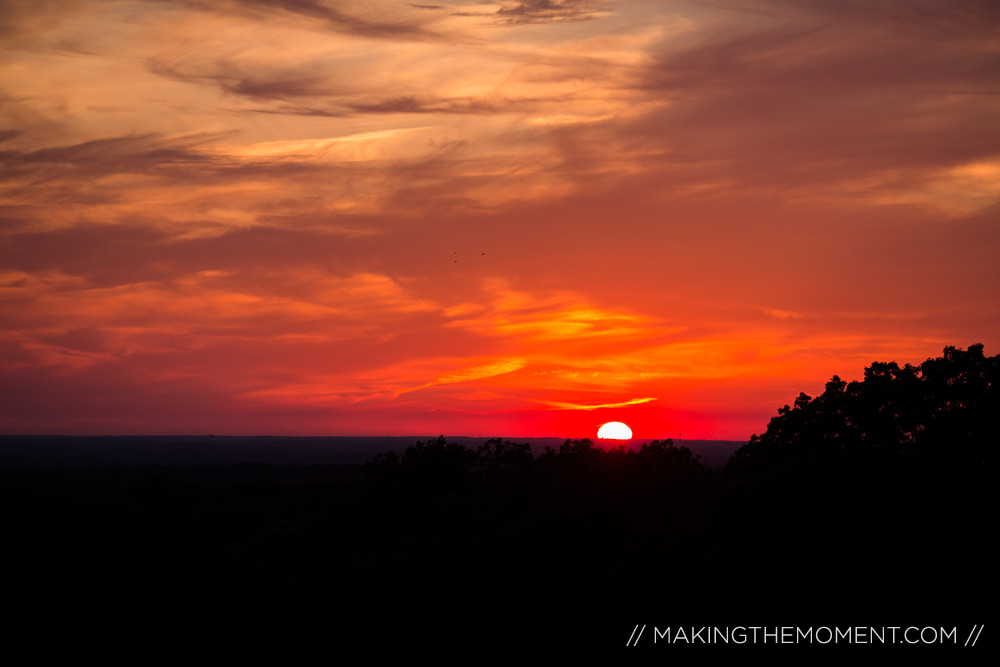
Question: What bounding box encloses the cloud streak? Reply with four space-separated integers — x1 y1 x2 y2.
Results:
533 397 658 411
168 0 445 41
496 0 606 24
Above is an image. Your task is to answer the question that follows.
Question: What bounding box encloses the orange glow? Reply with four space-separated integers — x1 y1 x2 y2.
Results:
0 2 996 438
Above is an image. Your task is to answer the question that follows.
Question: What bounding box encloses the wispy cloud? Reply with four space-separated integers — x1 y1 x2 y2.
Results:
401 357 528 394
496 0 607 24
533 396 658 410
148 58 350 102
169 0 445 41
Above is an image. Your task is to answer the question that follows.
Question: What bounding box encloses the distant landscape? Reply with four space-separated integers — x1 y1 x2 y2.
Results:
0 435 744 468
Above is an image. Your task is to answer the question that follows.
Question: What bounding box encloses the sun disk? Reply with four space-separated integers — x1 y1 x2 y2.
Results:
597 421 632 440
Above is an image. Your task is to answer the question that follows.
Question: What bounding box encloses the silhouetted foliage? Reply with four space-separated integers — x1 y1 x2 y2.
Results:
401 434 477 479
637 438 702 475
476 437 533 474
728 344 997 474
363 435 706 484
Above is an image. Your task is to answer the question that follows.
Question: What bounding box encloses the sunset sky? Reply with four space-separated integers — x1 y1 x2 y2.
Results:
2 0 998 438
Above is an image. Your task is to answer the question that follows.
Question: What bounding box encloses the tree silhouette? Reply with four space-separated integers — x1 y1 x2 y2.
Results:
476 438 533 474
728 344 997 473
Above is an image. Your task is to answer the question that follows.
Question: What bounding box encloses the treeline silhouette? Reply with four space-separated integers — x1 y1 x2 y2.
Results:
730 343 996 473
2 345 991 656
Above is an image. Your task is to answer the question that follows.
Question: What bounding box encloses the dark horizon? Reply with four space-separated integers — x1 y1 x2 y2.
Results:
0 434 746 468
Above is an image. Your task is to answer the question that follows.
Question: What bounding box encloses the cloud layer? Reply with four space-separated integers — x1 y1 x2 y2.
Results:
1 0 997 437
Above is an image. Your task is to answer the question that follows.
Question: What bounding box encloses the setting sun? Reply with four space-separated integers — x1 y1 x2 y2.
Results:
597 422 633 440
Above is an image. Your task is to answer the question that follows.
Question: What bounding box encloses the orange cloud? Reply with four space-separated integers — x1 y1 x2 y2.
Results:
532 397 658 411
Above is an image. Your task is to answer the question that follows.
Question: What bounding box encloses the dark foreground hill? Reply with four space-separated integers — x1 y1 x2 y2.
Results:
1 345 992 656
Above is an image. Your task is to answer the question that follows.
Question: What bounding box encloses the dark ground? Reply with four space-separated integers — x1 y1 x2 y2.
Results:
1 435 989 657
